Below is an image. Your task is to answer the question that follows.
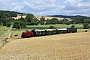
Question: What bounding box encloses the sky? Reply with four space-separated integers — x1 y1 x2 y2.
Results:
0 0 90 16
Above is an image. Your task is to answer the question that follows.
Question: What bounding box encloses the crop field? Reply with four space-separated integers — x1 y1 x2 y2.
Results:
35 16 72 21
0 32 90 60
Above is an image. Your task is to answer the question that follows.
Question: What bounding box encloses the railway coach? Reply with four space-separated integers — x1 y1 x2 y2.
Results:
45 29 57 35
67 28 77 33
32 29 46 36
56 28 67 34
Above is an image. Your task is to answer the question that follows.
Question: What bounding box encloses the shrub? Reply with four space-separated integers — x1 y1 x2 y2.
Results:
49 26 56 29
85 30 87 32
71 25 75 28
83 23 89 29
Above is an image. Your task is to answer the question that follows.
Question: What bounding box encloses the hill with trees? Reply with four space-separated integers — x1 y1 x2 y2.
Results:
48 15 90 23
0 10 23 17
0 10 90 29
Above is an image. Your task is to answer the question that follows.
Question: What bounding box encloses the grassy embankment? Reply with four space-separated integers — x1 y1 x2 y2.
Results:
26 24 83 29
0 26 9 49
0 26 8 36
26 24 90 32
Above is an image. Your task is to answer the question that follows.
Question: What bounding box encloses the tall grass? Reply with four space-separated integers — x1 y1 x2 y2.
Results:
0 26 8 36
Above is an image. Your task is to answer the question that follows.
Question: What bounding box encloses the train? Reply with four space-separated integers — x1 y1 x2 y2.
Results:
21 28 77 38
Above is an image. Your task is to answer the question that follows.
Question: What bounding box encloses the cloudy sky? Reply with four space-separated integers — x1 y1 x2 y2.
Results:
0 0 90 16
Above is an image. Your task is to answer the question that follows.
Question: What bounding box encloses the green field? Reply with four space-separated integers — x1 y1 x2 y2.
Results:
26 24 84 29
0 26 8 36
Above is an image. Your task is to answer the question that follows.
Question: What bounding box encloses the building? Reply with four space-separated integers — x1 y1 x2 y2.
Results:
12 14 27 20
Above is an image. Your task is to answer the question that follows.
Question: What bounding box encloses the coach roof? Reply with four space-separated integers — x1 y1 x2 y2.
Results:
34 29 45 31
57 28 67 30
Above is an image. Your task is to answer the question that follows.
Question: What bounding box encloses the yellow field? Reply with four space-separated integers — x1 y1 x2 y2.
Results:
36 16 72 21
0 32 90 60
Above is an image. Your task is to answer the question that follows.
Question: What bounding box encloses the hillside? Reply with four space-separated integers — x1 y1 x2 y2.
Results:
0 10 90 24
0 32 90 60
0 10 24 17
48 15 90 19
48 15 90 24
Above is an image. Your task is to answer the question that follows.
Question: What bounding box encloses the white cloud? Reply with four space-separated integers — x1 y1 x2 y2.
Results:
0 0 90 16
63 0 90 10
61 0 90 16
22 0 58 13
0 0 23 12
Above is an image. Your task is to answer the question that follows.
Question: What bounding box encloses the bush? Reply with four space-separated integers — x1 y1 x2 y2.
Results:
71 25 75 28
85 30 87 32
83 23 89 29
6 23 11 27
49 26 56 29
13 21 26 29
65 21 70 25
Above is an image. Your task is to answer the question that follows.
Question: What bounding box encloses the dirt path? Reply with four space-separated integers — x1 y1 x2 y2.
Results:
0 32 90 60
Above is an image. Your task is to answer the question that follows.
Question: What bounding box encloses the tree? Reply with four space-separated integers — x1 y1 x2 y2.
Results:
13 21 26 29
59 20 63 24
13 22 21 29
62 18 70 25
49 26 56 29
46 19 50 24
83 23 89 29
65 21 70 25
49 18 58 24
74 16 82 23
71 25 75 28
25 14 35 25
84 18 90 23
40 16 45 25
30 18 39 25
20 22 26 28
0 11 11 26
6 22 11 27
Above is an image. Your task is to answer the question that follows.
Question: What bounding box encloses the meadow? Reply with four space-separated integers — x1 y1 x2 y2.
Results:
26 24 84 29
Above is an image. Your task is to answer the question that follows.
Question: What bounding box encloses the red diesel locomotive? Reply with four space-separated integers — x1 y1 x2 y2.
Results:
21 30 34 38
